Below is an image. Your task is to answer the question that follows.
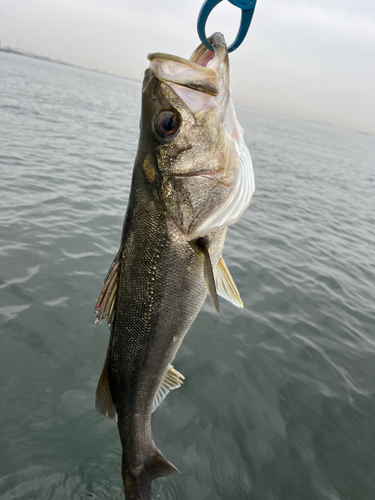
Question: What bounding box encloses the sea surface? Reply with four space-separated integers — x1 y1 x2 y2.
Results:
0 51 374 500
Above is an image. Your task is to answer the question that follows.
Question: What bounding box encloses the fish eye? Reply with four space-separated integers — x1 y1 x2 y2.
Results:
154 111 180 139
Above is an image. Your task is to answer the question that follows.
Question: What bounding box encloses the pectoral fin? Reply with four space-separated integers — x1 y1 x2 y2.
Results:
152 365 185 413
215 257 243 308
95 356 117 421
95 247 122 327
193 237 220 314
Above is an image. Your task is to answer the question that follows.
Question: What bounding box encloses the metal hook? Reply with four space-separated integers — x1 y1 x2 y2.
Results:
197 0 257 53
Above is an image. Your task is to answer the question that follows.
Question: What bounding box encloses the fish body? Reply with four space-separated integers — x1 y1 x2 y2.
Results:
95 33 254 499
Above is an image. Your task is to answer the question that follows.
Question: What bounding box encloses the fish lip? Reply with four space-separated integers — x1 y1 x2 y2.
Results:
148 32 227 68
147 32 229 96
189 32 228 68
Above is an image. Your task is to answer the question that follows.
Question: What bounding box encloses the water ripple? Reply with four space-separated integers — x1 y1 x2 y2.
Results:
0 52 374 500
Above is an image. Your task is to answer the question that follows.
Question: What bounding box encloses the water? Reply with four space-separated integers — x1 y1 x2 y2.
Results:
1 51 374 500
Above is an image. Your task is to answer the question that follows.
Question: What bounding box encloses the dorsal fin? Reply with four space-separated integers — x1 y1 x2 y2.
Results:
94 247 122 327
95 356 117 421
215 257 243 308
152 365 185 413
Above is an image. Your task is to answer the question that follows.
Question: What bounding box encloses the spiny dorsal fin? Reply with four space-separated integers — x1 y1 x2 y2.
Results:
215 257 243 308
95 356 117 421
152 365 185 413
94 247 121 327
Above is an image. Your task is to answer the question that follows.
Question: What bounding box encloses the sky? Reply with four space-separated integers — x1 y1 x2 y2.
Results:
1 0 374 134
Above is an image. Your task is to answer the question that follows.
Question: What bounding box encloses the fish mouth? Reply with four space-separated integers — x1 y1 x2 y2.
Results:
148 33 229 111
189 32 228 73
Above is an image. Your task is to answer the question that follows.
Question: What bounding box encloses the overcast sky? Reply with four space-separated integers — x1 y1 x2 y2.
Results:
1 0 374 134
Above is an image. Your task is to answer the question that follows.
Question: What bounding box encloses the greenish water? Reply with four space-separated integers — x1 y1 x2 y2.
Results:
0 51 374 500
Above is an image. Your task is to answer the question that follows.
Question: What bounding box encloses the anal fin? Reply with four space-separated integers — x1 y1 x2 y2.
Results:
95 356 117 421
152 365 185 413
215 257 243 308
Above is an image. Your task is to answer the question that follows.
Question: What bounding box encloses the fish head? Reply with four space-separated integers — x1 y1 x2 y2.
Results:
139 32 254 239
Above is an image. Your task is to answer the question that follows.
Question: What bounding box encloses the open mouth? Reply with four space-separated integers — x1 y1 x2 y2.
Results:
189 32 227 68
147 32 228 100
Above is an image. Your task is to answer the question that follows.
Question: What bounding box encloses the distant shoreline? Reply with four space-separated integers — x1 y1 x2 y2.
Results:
0 46 139 84
1 47 373 137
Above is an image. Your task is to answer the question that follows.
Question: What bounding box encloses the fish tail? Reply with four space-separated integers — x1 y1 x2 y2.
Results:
122 446 179 500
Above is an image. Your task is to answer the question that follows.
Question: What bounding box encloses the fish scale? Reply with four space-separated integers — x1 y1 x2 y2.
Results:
110 167 219 473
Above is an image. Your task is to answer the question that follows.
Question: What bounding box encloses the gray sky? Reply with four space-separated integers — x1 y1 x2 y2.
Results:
1 0 374 134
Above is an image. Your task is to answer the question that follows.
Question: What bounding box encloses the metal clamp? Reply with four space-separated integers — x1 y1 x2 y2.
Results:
197 0 258 53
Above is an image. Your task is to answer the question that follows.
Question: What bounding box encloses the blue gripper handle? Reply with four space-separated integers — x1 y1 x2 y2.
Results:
197 0 258 52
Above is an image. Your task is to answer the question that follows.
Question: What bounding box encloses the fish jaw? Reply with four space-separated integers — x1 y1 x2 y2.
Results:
148 32 229 116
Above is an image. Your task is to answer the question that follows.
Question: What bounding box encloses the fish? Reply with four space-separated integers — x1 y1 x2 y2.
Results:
94 32 255 500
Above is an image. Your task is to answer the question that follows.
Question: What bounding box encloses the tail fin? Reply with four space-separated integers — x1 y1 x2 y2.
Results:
122 446 179 500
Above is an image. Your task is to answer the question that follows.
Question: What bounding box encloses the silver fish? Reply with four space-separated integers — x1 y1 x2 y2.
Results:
94 32 254 500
